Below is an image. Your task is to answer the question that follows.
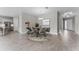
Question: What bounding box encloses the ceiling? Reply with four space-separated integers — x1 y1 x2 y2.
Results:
0 7 79 17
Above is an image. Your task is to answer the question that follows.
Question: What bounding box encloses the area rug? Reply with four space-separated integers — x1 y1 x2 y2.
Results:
28 37 48 41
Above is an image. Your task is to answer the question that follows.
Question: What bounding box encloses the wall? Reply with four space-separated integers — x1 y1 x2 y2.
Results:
18 13 37 34
13 16 19 31
12 8 79 35
66 19 74 31
38 10 57 35
18 10 58 35
18 14 23 34
58 12 64 34
0 16 13 23
75 12 79 34
58 11 75 34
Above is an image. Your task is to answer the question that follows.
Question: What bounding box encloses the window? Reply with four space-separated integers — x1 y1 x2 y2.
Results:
42 19 50 28
42 19 49 25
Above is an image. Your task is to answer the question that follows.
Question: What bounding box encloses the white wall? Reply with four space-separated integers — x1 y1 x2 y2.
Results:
58 12 64 34
13 16 19 32
66 19 74 31
18 13 37 34
11 8 79 35
1 7 79 35
17 10 58 35
18 14 23 34
75 12 79 34
38 10 57 34
8 7 79 35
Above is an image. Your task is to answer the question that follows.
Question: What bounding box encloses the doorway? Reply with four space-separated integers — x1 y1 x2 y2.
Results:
57 11 75 35
63 17 75 31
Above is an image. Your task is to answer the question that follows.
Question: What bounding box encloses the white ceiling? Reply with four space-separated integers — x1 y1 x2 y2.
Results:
0 7 78 17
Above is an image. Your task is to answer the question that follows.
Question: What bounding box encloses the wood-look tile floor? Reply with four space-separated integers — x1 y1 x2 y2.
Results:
0 30 79 51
